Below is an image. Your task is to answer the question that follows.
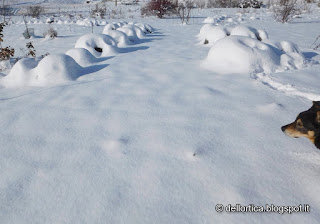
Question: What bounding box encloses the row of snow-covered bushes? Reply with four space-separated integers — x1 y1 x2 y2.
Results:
1 22 154 88
198 23 306 74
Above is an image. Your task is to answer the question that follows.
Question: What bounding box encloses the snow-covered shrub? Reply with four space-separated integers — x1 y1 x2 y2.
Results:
141 0 177 18
198 24 229 45
122 24 145 38
43 27 58 39
66 48 98 67
202 35 305 74
46 17 54 24
75 34 118 57
1 54 83 87
117 26 139 42
202 17 215 23
198 24 268 45
102 29 132 46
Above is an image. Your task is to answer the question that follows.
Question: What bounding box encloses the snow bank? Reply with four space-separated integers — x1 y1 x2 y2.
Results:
198 24 268 45
1 55 83 87
202 36 305 74
75 34 119 57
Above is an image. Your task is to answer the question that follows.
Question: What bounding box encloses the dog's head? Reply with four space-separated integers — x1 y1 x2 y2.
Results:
281 101 320 146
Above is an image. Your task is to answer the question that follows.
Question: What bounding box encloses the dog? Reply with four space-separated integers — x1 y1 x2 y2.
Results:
281 101 320 149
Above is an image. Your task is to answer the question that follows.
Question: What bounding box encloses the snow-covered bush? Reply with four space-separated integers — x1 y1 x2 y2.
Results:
1 54 83 87
43 27 58 39
75 34 118 57
66 48 98 67
117 26 139 42
198 24 268 45
202 35 305 74
102 29 132 46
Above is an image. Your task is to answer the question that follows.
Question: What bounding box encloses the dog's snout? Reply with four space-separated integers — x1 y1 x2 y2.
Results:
281 125 286 132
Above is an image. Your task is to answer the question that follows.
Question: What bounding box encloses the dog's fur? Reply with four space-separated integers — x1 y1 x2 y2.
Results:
281 101 320 149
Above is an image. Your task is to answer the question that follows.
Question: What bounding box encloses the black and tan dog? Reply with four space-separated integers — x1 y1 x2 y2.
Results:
281 101 320 149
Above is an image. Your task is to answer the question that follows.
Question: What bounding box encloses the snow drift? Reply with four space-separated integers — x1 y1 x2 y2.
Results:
1 54 83 87
202 36 305 74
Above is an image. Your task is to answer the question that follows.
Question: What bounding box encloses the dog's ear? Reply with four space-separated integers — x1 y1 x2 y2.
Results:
312 101 320 110
316 111 320 123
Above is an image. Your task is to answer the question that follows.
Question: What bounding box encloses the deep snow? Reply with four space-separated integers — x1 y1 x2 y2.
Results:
0 5 320 224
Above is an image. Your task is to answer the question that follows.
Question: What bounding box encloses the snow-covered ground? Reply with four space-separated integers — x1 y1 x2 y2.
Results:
1 5 320 224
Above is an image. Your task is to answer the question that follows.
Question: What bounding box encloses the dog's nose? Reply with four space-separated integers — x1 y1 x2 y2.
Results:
281 126 286 132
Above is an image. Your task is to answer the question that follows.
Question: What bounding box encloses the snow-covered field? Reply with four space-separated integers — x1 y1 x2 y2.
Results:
1 3 320 223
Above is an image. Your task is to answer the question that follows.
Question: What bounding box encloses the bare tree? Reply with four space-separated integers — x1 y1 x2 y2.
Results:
311 34 320 50
272 0 301 23
26 5 45 18
175 0 194 24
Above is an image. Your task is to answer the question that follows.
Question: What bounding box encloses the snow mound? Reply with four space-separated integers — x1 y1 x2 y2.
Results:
203 17 215 24
102 29 132 47
122 24 145 39
134 23 149 34
144 24 154 33
202 36 305 75
76 19 97 27
2 55 83 87
103 24 118 31
117 27 139 42
230 25 268 41
65 48 99 67
198 24 268 45
198 25 229 45
75 34 119 57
